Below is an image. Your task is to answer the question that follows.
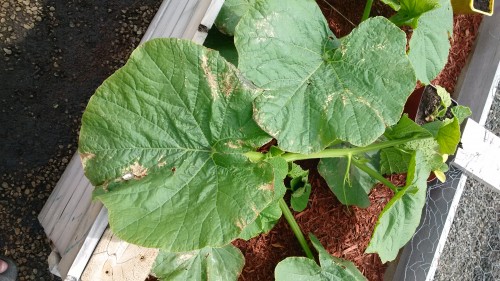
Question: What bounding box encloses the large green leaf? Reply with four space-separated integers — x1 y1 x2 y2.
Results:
215 0 257 36
366 151 431 262
79 38 275 251
390 0 439 28
408 0 453 84
153 244 244 280
235 0 416 153
275 234 366 281
318 155 377 208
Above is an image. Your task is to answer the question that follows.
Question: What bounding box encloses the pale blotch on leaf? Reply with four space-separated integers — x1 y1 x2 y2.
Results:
178 252 196 262
122 161 148 180
79 152 95 169
258 183 274 191
201 54 219 100
157 155 167 168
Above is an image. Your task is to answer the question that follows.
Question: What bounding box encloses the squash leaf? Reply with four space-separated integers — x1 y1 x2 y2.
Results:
275 234 367 280
366 151 431 262
153 244 244 280
408 0 453 84
79 38 276 251
288 163 311 212
235 0 416 153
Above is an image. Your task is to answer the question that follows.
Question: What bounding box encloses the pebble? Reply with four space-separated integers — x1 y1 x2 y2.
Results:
3 48 11 54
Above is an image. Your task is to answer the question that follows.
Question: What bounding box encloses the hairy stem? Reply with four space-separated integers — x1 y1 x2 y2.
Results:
361 0 374 22
352 159 399 192
281 137 431 162
279 198 314 259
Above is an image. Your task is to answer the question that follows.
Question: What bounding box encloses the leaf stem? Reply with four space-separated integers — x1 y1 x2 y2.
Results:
281 137 431 162
279 198 314 259
361 0 374 22
352 159 399 192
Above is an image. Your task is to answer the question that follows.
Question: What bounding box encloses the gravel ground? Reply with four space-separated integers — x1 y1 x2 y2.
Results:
0 0 160 280
435 83 500 281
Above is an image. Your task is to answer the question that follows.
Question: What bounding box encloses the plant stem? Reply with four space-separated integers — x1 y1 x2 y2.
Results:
352 159 399 193
281 137 430 162
279 198 314 259
361 0 374 22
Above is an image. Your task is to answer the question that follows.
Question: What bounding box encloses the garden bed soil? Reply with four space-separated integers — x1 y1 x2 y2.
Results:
230 1 483 281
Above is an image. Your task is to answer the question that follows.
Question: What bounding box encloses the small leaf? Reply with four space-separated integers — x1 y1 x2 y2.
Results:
366 151 431 262
236 0 416 153
436 85 452 108
390 0 439 28
319 155 377 208
153 245 244 281
215 0 257 36
385 115 433 140
287 163 311 212
408 0 453 84
291 182 311 212
436 117 460 154
451 105 471 124
381 0 401 10
288 162 308 178
79 38 275 251
310 234 367 281
274 235 367 280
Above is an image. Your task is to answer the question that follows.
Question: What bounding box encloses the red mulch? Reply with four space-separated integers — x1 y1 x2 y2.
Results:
234 161 406 281
232 2 483 281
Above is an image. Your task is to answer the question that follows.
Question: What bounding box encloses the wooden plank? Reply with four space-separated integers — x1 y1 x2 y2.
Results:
53 180 94 256
65 208 109 281
454 3 500 122
44 162 87 240
57 200 103 278
80 229 159 281
39 153 81 227
453 119 500 192
170 0 201 38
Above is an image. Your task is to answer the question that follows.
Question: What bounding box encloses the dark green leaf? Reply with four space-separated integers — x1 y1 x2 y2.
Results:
318 155 377 208
153 245 244 280
236 0 416 153
79 38 275 251
366 151 431 262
